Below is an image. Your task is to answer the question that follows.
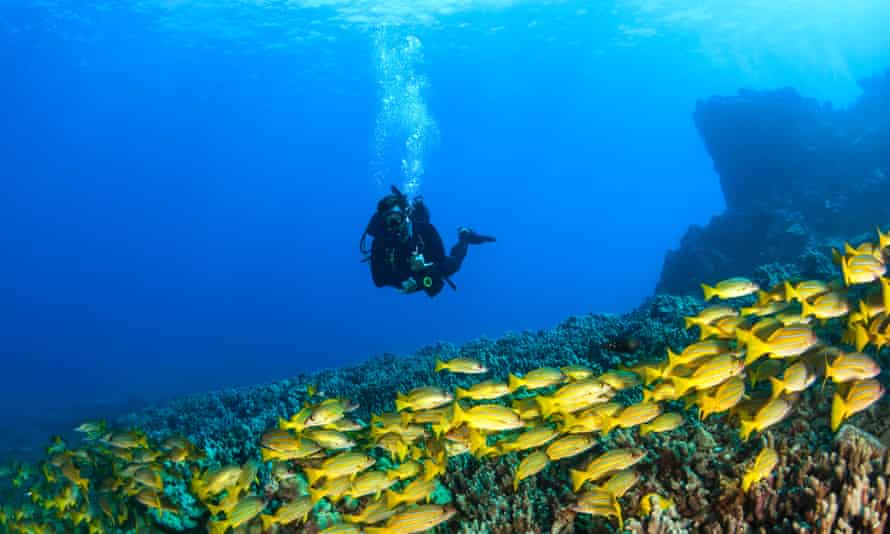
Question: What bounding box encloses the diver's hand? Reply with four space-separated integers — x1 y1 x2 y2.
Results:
409 253 434 272
399 278 418 294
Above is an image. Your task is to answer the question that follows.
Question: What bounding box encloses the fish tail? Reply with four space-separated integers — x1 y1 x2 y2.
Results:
741 473 753 493
451 400 466 426
394 393 408 412
569 468 588 493
639 423 651 437
207 519 227 534
434 359 445 372
385 488 400 509
455 387 469 399
831 392 847 432
739 418 755 441
831 247 843 266
698 323 715 340
768 376 784 400
671 376 693 398
701 283 716 301
260 514 276 531
881 277 890 316
783 281 797 302
800 299 814 319
841 255 851 286
683 316 696 330
508 373 523 392
744 336 768 366
855 323 871 352
665 348 681 375
612 493 624 532
879 226 890 251
304 467 323 488
469 429 487 458
513 475 520 492
536 396 555 418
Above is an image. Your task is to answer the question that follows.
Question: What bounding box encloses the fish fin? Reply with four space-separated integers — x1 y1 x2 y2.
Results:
783 281 797 302
844 242 857 256
744 336 767 366
831 247 842 266
508 374 523 392
613 493 624 532
304 467 323 488
841 256 851 286
701 283 716 301
831 392 846 432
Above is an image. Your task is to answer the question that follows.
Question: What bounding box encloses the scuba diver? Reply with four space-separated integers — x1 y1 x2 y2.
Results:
360 186 495 297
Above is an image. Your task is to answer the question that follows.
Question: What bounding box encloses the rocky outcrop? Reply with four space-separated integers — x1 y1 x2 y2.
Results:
658 69 890 296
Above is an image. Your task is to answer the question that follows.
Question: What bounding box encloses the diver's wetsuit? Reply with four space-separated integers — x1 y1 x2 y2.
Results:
370 220 469 297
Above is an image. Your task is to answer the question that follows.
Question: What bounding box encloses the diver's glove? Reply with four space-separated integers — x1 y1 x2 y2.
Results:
409 252 434 272
458 227 496 245
399 278 419 294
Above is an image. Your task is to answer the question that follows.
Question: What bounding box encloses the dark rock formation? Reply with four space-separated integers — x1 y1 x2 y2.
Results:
658 69 890 296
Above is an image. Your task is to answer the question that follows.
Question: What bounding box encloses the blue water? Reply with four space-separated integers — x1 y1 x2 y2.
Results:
1 0 889 458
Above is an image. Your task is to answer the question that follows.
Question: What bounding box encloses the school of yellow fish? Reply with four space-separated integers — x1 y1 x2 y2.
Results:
2 228 889 533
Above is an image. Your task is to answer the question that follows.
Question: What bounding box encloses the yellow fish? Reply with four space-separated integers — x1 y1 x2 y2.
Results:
278 407 312 433
345 470 398 499
386 477 437 508
569 448 646 492
642 382 677 403
396 387 453 412
435 357 487 374
560 365 594 381
305 398 348 428
498 425 560 454
511 397 541 420
783 280 830 303
342 497 398 525
308 475 351 504
640 493 674 515
560 403 622 434
699 315 747 340
832 378 885 431
743 325 818 365
513 450 550 491
364 504 457 534
259 496 312 530
596 469 640 498
508 367 567 392
747 359 785 388
303 429 355 451
448 402 524 432
455 380 510 401
701 277 759 300
536 379 614 417
683 305 738 329
842 253 886 286
387 460 421 481
825 352 881 384
739 396 793 440
697 375 746 421
320 523 362 534
769 361 816 399
601 402 662 435
545 433 596 461
597 370 641 391
741 447 778 492
639 412 684 436
666 340 731 374
671 354 745 397
800 291 849 320
570 488 623 531
304 452 375 487
740 300 791 317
